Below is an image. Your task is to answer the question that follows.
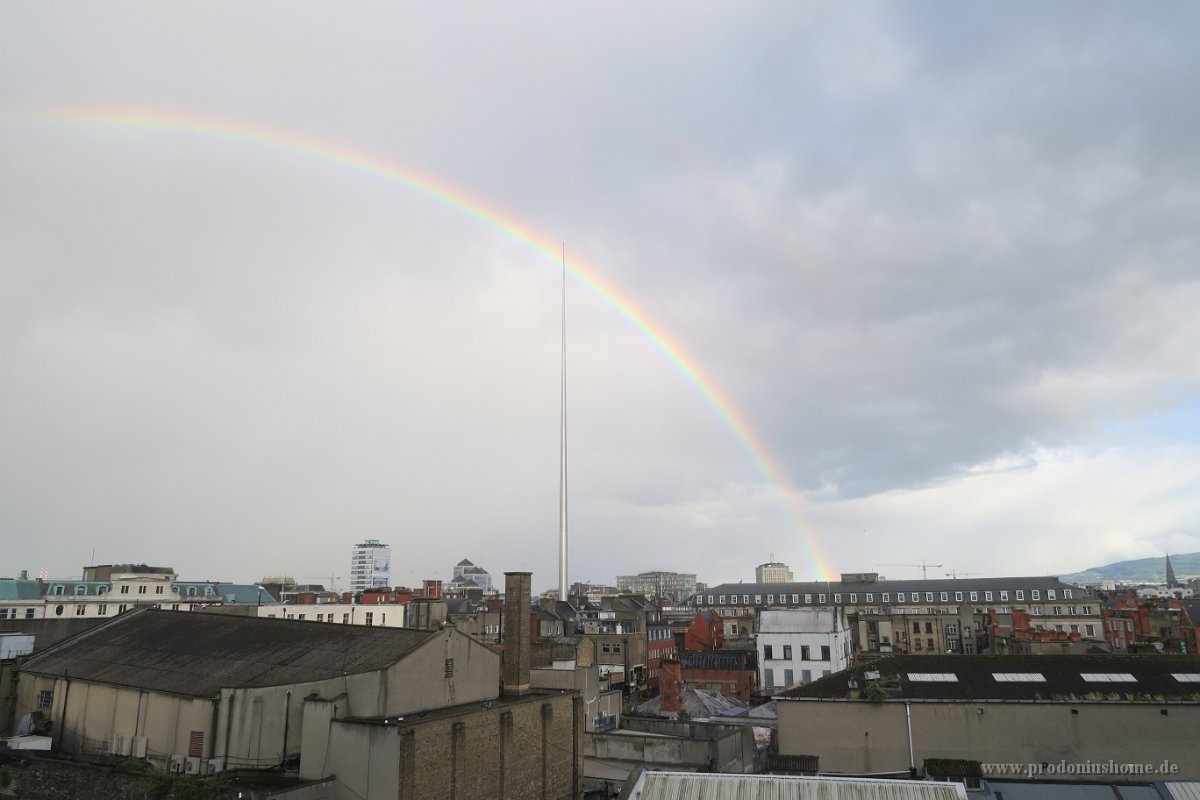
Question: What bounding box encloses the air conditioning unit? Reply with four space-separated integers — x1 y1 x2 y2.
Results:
208 758 225 774
169 755 186 773
131 736 148 758
185 756 202 775
108 734 129 756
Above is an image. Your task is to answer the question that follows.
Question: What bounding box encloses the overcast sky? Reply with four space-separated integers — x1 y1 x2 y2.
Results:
3 3 1198 591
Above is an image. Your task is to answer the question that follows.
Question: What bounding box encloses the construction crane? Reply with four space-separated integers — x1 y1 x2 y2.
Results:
876 561 944 580
944 570 979 580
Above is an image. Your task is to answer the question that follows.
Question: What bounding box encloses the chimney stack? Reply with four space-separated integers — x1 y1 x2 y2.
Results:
503 572 532 696
660 658 683 714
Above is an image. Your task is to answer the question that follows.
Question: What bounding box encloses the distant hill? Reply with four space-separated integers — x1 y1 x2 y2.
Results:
1060 552 1200 586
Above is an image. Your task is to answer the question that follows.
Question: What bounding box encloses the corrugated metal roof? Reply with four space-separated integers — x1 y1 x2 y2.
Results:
984 782 1164 799
631 772 965 800
20 607 440 697
1165 783 1200 800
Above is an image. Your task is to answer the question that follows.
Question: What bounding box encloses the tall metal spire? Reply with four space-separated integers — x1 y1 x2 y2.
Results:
558 245 569 602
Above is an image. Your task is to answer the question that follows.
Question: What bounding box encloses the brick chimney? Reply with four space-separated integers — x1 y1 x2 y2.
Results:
502 572 532 696
660 658 683 714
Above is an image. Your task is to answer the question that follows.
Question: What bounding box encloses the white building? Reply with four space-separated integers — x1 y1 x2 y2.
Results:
349 539 391 592
258 602 407 628
755 562 794 583
757 607 851 695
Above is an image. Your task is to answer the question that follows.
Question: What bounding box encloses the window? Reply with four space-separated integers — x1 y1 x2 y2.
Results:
1031 590 1040 600
939 592 948 602
120 585 130 595
1053 606 1062 615
118 604 128 613
155 586 164 594
718 595 725 604
999 591 1008 601
1083 606 1094 615
54 605 64 616
925 622 933 634
804 594 812 603
763 645 774 659
1064 589 1073 599
707 595 714 605
954 592 963 602
927 638 935 650
783 668 794 687
882 593 890 602
791 594 799 604
818 594 826 603
833 594 842 603
755 595 762 604
1081 673 1136 683
985 591 994 601
444 658 455 677
765 669 775 688
52 585 64 595
1047 589 1056 600
802 669 812 682
766 595 774 604
820 645 830 661
970 592 978 602
365 612 374 626
945 624 958 635
1015 590 1024 600
742 595 750 604
913 622 920 633
783 645 792 659
866 593 873 603
75 604 85 616
897 593 906 602
907 673 958 682
138 585 147 595
801 645 810 660
1070 624 1079 633
343 613 350 624
849 594 857 603
1086 624 1095 637
25 608 34 618
37 690 53 709
925 592 934 602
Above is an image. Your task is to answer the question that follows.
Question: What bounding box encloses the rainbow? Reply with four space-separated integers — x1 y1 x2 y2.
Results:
1 106 836 580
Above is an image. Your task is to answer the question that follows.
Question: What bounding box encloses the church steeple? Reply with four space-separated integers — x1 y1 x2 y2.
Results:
1166 553 1179 589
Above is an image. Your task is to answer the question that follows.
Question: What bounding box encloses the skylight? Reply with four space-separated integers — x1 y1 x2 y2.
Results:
992 673 1046 682
1080 673 1137 683
1171 673 1200 683
907 673 958 682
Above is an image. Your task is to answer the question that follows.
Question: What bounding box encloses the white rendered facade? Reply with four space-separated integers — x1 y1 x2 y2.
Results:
258 602 407 627
757 607 851 694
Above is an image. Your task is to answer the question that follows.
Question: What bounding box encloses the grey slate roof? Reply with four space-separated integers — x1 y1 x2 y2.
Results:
21 608 439 698
780 653 1200 702
700 576 1086 598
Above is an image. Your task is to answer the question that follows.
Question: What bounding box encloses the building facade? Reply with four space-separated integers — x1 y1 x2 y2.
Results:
615 571 697 602
757 607 851 694
350 539 391 592
756 562 794 583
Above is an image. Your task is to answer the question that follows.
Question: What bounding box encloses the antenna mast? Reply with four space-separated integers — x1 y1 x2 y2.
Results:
558 245 569 602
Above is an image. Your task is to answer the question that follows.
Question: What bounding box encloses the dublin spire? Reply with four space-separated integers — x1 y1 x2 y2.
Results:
558 245 569 602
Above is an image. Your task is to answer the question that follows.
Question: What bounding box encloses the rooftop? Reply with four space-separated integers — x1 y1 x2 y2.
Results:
779 653 1200 702
21 608 439 698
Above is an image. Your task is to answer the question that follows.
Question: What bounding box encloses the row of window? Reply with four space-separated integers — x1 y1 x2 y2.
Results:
904 672 1181 684
48 584 216 597
708 588 1074 607
0 608 36 619
764 667 831 688
763 644 831 661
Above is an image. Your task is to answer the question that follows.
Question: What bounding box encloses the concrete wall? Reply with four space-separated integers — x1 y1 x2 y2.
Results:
16 627 500 773
585 718 755 774
777 698 1200 780
315 691 583 800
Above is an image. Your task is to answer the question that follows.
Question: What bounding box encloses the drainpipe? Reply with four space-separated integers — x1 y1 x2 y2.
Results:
905 701 916 777
281 689 293 768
